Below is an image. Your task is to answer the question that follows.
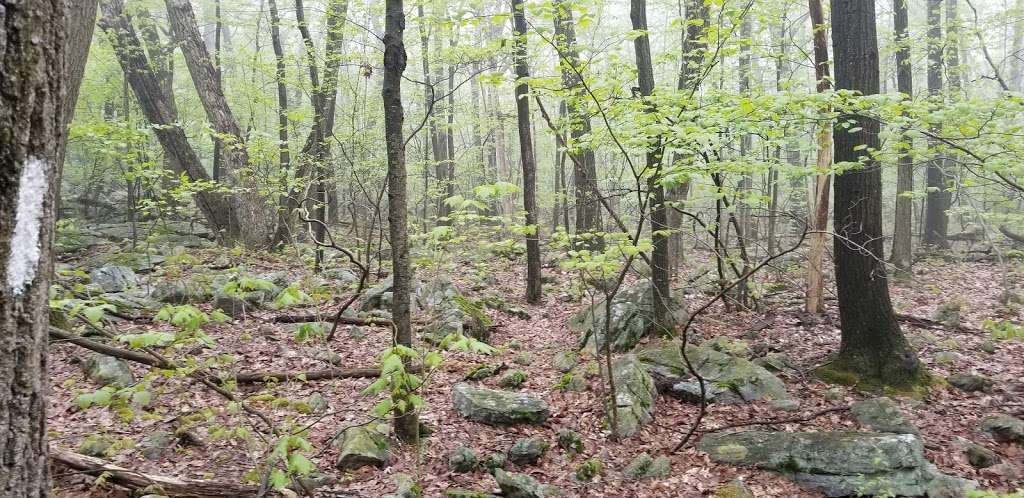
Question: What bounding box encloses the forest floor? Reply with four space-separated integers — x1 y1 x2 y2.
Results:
48 240 1024 497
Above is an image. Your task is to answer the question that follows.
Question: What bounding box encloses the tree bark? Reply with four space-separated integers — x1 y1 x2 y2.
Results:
805 0 832 315
511 0 543 304
890 0 915 272
382 0 418 442
0 1 67 494
98 0 241 242
829 0 923 387
924 0 951 247
553 0 602 245
630 0 671 330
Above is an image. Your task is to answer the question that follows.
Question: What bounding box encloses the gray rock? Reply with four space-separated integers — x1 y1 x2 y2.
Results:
307 392 328 413
452 383 549 426
334 424 389 470
90 266 140 292
140 430 174 460
492 469 560 498
981 414 1024 443
771 399 801 412
702 337 751 358
498 370 527 389
465 364 501 381
361 276 395 311
212 293 249 318
556 429 583 455
83 354 135 388
570 281 686 353
699 431 959 497
622 453 671 480
449 446 479 473
484 452 507 472
963 441 998 468
152 279 211 304
935 351 960 365
639 341 790 404
552 351 578 373
312 348 343 366
382 473 420 498
753 352 795 374
416 275 459 309
714 480 754 498
607 355 656 438
78 436 113 457
99 289 161 314
286 473 337 494
851 397 919 435
947 373 993 392
508 437 548 466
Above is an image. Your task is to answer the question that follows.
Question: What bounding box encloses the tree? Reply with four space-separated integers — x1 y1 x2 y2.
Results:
826 0 924 388
553 0 602 244
382 0 417 442
1 0 81 494
924 0 952 247
890 0 915 272
511 0 543 304
805 0 832 314
630 0 671 330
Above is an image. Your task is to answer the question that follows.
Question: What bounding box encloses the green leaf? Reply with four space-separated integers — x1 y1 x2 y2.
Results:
288 452 315 475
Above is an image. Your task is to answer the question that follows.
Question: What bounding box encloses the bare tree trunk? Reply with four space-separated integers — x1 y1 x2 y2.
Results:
1011 0 1024 90
99 0 241 242
0 0 69 494
382 0 418 442
511 0 543 304
890 0 915 272
829 0 922 388
553 0 602 244
267 0 292 240
805 0 833 314
924 0 951 247
736 16 754 307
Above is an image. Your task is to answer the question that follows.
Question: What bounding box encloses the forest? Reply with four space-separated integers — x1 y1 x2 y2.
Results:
1 0 1024 496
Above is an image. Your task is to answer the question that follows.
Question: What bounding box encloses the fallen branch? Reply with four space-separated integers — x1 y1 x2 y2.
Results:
999 225 1024 244
701 405 850 434
272 314 394 328
895 313 979 335
231 366 403 384
51 447 262 497
50 327 164 367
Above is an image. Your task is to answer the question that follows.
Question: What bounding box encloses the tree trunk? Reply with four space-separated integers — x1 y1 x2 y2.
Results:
553 0 602 244
630 0 671 330
805 0 833 315
267 0 292 236
828 0 923 388
511 0 543 304
382 0 418 442
924 0 951 247
890 0 915 272
736 16 754 307
0 0 68 494
99 0 241 242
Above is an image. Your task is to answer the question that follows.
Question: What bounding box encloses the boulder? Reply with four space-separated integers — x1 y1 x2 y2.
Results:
152 279 211 304
980 414 1024 443
700 431 973 497
714 480 754 498
556 429 583 455
448 447 479 473
83 354 135 388
570 281 686 353
702 337 751 358
498 370 527 389
140 430 174 460
212 293 249 318
607 355 656 438
90 266 140 293
452 383 548 426
334 424 389 470
444 489 489 498
492 469 560 498
638 341 790 404
361 276 395 311
99 289 161 314
962 441 998 468
850 397 919 435
622 453 671 481
507 437 548 466
947 373 993 393
552 351 578 373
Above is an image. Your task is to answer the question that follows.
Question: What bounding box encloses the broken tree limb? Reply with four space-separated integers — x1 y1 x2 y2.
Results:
895 313 979 334
49 326 167 367
999 225 1024 243
272 314 394 328
50 447 262 497
231 364 422 385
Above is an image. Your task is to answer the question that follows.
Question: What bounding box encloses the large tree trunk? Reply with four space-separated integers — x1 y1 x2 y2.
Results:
890 0 915 272
0 0 69 494
165 0 273 246
736 16 754 307
805 0 832 315
99 0 241 242
553 0 602 245
511 0 543 304
828 0 923 388
924 0 951 247
630 0 671 330
382 0 418 442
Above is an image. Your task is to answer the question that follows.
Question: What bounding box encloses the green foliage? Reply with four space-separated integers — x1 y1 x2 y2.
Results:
266 434 317 491
293 322 325 343
439 333 497 355
983 319 1024 341
364 345 441 418
273 284 311 309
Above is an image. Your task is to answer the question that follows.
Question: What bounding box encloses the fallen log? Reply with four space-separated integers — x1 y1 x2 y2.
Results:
895 313 978 334
49 327 166 368
1000 225 1024 244
272 314 393 328
231 364 423 385
50 447 261 497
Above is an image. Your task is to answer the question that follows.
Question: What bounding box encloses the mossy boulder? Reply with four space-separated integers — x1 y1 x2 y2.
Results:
622 453 671 480
334 424 389 470
445 489 490 498
83 354 135 388
499 370 527 389
574 459 602 482
452 383 549 426
980 414 1024 443
492 469 560 498
850 397 919 435
570 281 686 353
556 429 583 455
638 340 790 404
714 480 754 498
607 355 656 438
947 373 993 393
90 265 140 293
508 437 549 466
448 446 479 473
152 278 212 304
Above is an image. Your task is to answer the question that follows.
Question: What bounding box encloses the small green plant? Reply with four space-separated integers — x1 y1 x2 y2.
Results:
293 322 325 343
264 434 317 492
273 284 311 309
364 345 442 418
983 319 1024 340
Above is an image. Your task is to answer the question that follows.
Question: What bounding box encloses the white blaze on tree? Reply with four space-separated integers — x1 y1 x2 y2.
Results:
6 157 50 295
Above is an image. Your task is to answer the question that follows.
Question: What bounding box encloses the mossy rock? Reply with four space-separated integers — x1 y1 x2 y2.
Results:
606 355 656 438
449 446 479 473
557 429 584 455
508 437 549 466
850 397 920 435
452 383 549 426
623 453 671 480
498 370 527 389
445 489 490 498
334 424 389 470
574 458 602 482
